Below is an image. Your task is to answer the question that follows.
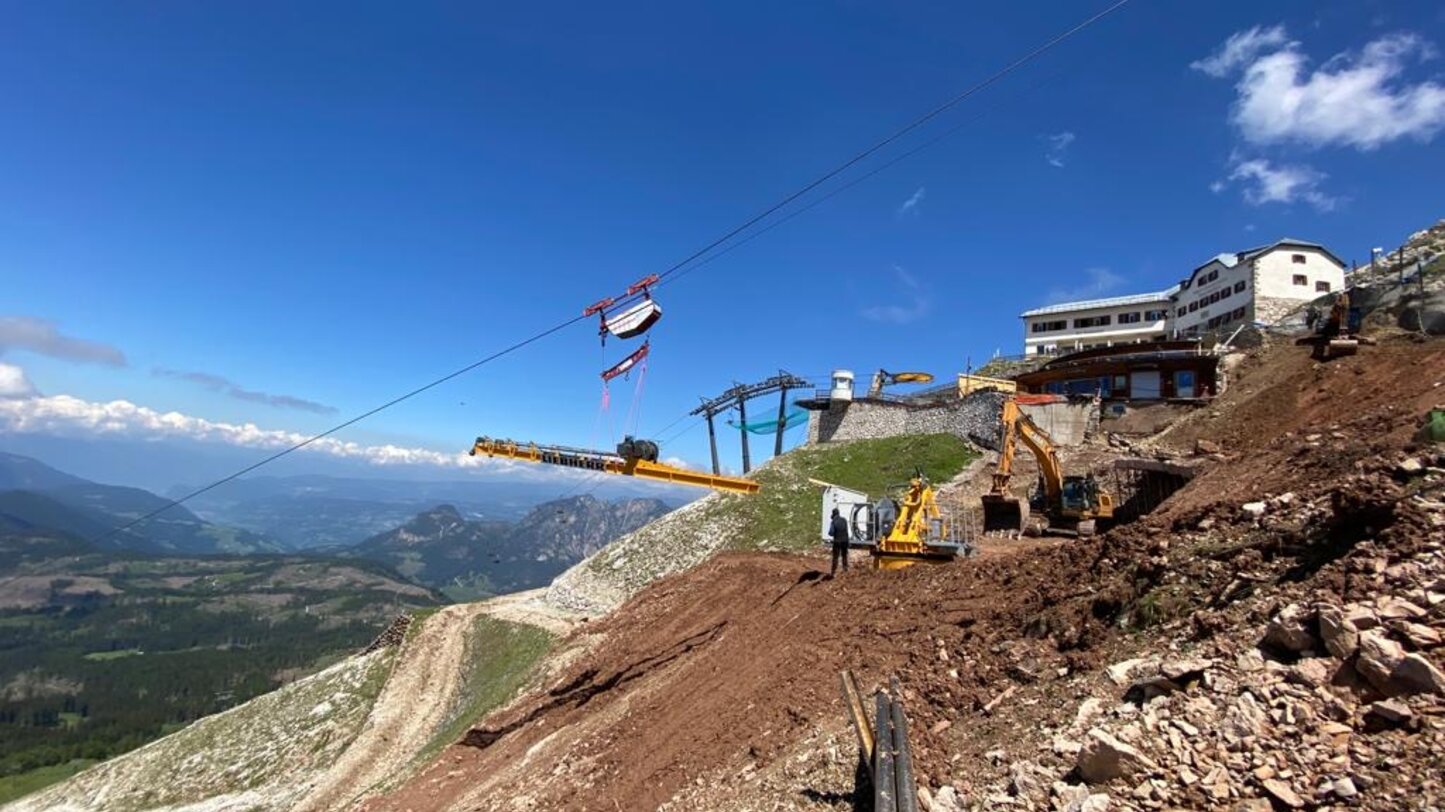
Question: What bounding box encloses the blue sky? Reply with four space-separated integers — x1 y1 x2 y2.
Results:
2 0 1443 488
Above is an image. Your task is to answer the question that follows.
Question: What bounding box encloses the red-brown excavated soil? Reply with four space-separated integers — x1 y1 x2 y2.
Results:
1155 335 1445 515
368 336 1445 812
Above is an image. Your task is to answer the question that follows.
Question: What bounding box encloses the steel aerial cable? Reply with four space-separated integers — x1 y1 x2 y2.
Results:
647 0 1131 286
656 68 1070 292
86 2 1126 546
90 312 590 546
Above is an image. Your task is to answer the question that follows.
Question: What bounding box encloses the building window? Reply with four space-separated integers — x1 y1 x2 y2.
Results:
1073 315 1112 328
1113 375 1127 390
1315 281 1330 292
1031 319 1067 333
1209 291 1220 304
1292 254 1306 264
1232 306 1246 319
1220 286 1232 299
1234 280 1246 293
1293 274 1308 285
1188 301 1198 312
1118 311 1141 324
1177 307 1186 317
1145 309 1167 321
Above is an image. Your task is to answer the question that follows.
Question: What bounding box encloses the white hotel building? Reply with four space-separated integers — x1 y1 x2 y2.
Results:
1020 239 1348 357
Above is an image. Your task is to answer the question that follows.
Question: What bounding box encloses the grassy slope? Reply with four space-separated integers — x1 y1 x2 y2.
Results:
415 616 553 768
556 435 978 613
705 433 978 552
5 648 397 811
0 759 95 806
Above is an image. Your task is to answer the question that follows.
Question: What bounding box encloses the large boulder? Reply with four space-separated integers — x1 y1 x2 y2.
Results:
1392 654 1445 695
1356 630 1406 692
1317 604 1359 660
1263 604 1317 654
1076 729 1158 785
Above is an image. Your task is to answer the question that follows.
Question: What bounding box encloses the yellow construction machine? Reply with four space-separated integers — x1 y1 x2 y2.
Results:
981 398 1114 537
866 369 934 398
819 472 966 569
1297 290 1375 360
470 435 759 494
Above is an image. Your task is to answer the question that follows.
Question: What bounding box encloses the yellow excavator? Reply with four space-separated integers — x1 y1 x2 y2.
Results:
1297 290 1374 360
981 398 1114 537
867 369 934 398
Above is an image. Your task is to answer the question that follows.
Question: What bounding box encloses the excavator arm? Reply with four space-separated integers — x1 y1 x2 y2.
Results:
991 400 1064 502
984 398 1067 533
867 369 935 397
984 397 1113 535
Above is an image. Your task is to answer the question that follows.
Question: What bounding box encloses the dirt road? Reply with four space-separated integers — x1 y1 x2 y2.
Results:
479 587 583 636
294 602 491 812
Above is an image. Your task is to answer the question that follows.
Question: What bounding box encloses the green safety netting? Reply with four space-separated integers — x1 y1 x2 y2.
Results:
1423 408 1445 444
727 409 808 435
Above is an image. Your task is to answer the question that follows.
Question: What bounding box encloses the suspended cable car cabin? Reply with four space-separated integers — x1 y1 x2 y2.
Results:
584 274 663 345
603 299 662 340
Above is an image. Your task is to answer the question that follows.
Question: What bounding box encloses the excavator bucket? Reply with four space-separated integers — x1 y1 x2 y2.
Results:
981 493 1029 535
1325 338 1359 358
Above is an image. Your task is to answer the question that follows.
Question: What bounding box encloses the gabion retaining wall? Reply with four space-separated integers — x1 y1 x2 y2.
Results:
805 392 1096 450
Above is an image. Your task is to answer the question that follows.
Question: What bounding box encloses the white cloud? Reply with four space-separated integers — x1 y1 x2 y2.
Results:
0 364 36 399
1225 158 1340 211
0 392 535 473
1209 179 1227 193
1196 27 1445 150
0 316 127 367
860 266 930 324
896 187 926 217
1043 132 1076 167
1191 25 1290 78
1046 267 1125 305
153 367 337 415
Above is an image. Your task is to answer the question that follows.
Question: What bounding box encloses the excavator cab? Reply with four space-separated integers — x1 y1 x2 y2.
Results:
1059 476 1092 513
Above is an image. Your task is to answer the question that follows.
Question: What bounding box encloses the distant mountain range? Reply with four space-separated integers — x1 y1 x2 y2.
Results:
167 474 562 549
1 451 676 600
0 453 285 555
350 495 670 598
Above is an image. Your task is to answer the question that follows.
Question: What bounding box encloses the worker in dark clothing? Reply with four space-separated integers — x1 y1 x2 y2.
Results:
829 507 850 576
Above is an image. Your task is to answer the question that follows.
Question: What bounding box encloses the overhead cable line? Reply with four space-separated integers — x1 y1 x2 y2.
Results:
649 0 1131 286
92 315 587 545
88 0 1130 546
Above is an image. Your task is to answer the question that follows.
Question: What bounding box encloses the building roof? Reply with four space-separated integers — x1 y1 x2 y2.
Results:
1019 284 1180 318
1019 238 1346 318
1182 238 1345 290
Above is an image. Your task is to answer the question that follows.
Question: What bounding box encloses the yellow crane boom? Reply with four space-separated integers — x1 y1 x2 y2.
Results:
468 436 760 494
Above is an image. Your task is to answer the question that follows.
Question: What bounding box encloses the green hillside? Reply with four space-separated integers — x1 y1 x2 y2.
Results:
0 544 443 793
714 433 978 552
550 434 977 614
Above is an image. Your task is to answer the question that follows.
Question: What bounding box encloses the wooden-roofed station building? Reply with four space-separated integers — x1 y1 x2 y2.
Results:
1014 339 1219 402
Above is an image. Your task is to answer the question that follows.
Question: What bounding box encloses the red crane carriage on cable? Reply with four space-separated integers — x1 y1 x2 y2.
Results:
469 275 757 492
